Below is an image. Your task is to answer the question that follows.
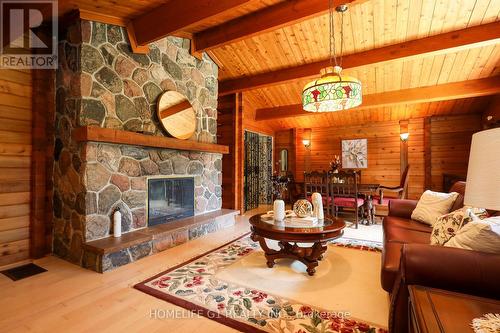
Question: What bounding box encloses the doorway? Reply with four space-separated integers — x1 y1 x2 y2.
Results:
244 131 273 211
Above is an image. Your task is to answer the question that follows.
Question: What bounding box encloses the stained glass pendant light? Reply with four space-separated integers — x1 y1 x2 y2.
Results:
302 2 362 112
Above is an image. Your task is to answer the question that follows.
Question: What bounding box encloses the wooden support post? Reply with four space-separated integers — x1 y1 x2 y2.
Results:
424 118 432 191
399 120 409 198
31 68 55 258
236 93 244 213
290 128 297 178
218 93 244 213
294 128 305 182
303 128 312 174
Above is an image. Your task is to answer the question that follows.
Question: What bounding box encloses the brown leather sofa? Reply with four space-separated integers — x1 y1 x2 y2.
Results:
381 181 500 332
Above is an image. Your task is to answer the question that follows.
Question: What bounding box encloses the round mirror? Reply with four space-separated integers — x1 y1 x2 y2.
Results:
279 149 288 172
156 91 196 140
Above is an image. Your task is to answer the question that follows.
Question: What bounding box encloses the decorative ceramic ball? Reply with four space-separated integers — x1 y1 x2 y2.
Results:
293 199 313 218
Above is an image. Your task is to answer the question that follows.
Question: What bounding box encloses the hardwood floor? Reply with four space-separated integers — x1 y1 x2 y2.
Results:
0 208 271 333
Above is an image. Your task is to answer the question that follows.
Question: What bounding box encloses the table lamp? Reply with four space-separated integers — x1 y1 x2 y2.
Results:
464 127 500 214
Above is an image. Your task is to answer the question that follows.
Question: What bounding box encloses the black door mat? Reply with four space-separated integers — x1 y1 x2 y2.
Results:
1 263 47 281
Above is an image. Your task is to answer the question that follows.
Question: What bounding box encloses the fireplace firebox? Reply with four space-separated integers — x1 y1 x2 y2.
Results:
147 177 195 226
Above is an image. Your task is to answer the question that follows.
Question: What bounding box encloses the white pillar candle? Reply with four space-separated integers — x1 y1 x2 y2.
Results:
311 192 324 220
113 208 122 238
273 199 285 221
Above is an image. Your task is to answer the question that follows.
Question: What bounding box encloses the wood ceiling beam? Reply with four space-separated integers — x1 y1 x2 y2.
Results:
130 0 252 47
193 0 357 53
220 21 500 96
255 77 500 121
78 9 127 26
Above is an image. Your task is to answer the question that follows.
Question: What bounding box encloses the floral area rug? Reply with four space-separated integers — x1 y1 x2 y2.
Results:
329 237 383 252
329 222 384 252
135 235 388 333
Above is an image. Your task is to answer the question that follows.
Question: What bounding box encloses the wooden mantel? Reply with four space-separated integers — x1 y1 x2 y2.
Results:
73 127 229 154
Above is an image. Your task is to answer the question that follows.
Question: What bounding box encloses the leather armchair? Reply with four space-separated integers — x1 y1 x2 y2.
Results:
389 244 500 332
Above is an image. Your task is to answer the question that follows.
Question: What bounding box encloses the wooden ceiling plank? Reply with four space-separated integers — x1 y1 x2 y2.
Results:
479 44 500 78
442 0 460 33
469 0 493 26
362 1 375 48
417 56 435 86
436 52 458 85
395 0 410 43
446 49 471 82
408 57 424 88
426 54 446 86
429 0 449 36
309 16 329 59
454 0 474 29
457 48 481 81
130 0 252 46
467 45 496 79
372 0 385 48
384 0 398 44
482 0 500 23
350 2 366 52
254 76 500 121
271 29 295 70
406 0 424 39
219 21 500 95
193 0 357 53
401 61 412 90
417 0 435 38
297 19 317 64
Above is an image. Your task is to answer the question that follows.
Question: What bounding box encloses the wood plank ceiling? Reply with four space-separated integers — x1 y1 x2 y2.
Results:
58 0 283 32
61 0 500 131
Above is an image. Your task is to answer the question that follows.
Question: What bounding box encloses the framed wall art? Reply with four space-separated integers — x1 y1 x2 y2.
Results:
341 139 368 168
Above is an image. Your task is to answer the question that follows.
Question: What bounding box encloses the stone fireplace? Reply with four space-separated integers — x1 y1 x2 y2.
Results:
52 19 236 272
147 176 195 226
81 142 222 241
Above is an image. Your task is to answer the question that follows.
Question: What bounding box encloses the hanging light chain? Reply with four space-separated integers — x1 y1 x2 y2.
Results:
329 0 338 68
340 7 344 68
302 2 361 113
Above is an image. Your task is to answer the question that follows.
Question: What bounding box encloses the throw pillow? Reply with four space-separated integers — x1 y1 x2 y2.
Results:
445 216 500 254
430 207 488 246
411 190 459 226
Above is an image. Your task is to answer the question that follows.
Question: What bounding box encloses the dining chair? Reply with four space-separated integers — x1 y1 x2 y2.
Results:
329 170 364 228
376 165 410 204
303 171 331 215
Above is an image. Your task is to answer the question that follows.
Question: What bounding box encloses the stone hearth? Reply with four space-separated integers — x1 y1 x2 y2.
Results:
83 209 238 272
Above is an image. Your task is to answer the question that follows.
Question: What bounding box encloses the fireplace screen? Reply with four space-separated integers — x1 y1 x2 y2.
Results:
147 177 194 226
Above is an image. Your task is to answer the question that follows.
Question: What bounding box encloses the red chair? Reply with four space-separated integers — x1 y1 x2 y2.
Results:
304 171 332 215
329 170 363 228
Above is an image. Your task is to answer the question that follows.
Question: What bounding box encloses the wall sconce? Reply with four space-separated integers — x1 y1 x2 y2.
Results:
303 128 312 148
400 132 409 142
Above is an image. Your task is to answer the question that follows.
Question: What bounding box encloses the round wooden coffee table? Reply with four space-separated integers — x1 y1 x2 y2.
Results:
249 214 345 276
